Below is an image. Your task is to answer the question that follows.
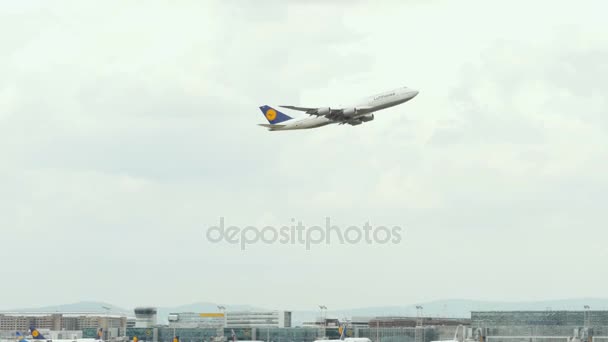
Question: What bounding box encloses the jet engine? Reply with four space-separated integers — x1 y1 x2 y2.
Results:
342 107 357 117
359 114 375 122
317 107 331 116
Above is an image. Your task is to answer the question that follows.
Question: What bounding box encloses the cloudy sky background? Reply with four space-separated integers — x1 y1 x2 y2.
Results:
1 0 607 310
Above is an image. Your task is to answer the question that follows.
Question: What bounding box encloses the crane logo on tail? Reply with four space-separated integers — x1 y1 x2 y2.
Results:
265 108 277 121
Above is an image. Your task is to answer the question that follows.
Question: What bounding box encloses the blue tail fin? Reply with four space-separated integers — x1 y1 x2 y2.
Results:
339 323 347 340
259 105 293 124
17 332 27 342
29 328 45 340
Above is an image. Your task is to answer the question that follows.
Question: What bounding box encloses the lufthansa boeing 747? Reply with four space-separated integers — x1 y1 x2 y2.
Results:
258 86 418 131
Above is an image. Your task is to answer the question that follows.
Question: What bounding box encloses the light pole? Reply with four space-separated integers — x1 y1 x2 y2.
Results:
102 306 111 341
415 306 424 326
415 306 424 342
318 306 327 338
217 306 226 341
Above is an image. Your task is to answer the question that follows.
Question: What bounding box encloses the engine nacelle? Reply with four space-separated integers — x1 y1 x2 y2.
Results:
317 107 331 116
342 107 357 117
347 119 362 126
360 114 374 122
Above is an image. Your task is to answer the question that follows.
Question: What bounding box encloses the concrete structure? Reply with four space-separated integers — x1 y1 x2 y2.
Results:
0 313 127 333
368 316 471 328
134 308 158 328
225 311 292 328
165 311 292 329
124 326 463 342
301 318 341 328
0 313 62 331
126 327 321 342
471 311 608 342
168 313 225 329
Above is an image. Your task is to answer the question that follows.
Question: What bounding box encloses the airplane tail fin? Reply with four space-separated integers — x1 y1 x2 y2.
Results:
96 328 103 340
338 323 347 340
259 105 293 124
16 332 27 342
29 327 45 340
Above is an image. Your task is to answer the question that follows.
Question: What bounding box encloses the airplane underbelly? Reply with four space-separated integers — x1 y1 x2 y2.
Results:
299 118 333 129
310 121 333 128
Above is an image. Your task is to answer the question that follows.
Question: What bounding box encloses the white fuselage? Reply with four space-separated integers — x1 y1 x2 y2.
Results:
270 86 418 131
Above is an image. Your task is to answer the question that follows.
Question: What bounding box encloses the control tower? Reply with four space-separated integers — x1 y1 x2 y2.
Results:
134 307 158 328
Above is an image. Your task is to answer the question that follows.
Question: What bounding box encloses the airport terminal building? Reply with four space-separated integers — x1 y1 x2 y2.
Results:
167 311 292 329
129 311 608 342
0 313 127 332
472 311 608 342
0 312 128 340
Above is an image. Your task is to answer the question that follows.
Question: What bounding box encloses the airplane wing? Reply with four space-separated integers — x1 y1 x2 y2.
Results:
279 105 343 116
279 105 372 122
279 105 318 112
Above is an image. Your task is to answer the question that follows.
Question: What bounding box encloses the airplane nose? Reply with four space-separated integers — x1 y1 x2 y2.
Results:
410 89 419 97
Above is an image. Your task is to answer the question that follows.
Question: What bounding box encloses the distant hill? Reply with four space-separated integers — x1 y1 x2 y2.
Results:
5 298 608 326
5 301 132 316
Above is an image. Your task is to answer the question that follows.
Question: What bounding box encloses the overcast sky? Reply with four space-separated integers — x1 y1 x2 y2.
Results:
1 0 607 311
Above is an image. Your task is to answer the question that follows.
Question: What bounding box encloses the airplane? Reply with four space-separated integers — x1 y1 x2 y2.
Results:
29 328 46 341
258 86 419 131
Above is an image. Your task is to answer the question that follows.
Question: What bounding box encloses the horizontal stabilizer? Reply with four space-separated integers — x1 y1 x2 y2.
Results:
258 123 285 129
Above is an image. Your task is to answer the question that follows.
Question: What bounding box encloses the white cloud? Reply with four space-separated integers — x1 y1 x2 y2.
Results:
1 0 607 310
